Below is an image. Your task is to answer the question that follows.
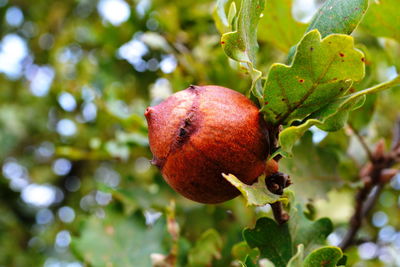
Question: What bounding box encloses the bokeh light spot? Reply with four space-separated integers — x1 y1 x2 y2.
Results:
6 6 24 27
97 0 130 26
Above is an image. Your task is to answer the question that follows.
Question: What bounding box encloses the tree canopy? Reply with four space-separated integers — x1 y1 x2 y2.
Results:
1 0 400 266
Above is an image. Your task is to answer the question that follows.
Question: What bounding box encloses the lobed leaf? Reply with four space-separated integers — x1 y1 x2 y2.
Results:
262 30 365 126
223 173 285 206
243 217 293 267
287 244 304 267
232 241 260 263
213 0 231 34
240 255 258 267
243 193 336 266
279 132 343 201
303 246 343 267
279 75 400 154
289 204 333 254
287 0 368 61
220 0 265 99
307 0 368 38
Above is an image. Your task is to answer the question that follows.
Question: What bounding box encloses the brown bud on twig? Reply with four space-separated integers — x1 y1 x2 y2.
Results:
360 162 373 179
265 172 291 195
380 168 398 184
373 139 386 161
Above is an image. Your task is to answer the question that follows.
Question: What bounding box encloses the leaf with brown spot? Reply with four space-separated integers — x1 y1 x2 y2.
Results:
262 30 365 126
278 75 400 154
218 0 265 100
303 246 343 267
287 0 368 62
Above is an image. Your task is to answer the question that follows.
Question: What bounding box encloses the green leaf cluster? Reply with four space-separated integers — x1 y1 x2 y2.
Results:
242 195 342 267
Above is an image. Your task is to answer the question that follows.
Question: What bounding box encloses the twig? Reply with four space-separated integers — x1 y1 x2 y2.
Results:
339 118 400 250
339 183 374 250
271 202 290 224
348 122 374 162
268 125 283 162
266 124 291 224
266 172 291 224
362 184 384 216
392 116 400 150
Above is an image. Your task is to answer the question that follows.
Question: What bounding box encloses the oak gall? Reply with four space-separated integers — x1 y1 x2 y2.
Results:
145 85 270 204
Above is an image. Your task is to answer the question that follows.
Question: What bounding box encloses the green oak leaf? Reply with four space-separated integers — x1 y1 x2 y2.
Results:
287 244 304 267
258 0 307 53
334 42 376 132
188 229 223 267
232 241 260 262
337 255 348 266
220 0 265 99
243 194 335 267
240 255 258 267
289 204 333 254
361 0 400 41
213 0 232 34
72 210 167 267
287 0 368 61
263 30 365 126
279 132 343 201
307 0 368 38
243 217 293 267
222 174 286 206
348 93 377 131
227 1 238 29
279 75 400 154
303 246 343 267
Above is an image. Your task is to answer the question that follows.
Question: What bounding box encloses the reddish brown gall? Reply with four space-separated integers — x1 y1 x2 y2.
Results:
145 85 270 204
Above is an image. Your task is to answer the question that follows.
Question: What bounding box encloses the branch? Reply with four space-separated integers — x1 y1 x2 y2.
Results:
362 184 384 216
339 183 375 250
339 118 400 250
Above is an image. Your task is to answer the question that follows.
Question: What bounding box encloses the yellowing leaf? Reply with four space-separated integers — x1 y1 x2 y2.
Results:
213 0 231 34
222 174 284 206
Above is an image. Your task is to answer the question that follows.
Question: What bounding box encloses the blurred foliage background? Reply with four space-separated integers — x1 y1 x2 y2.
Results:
0 0 399 266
